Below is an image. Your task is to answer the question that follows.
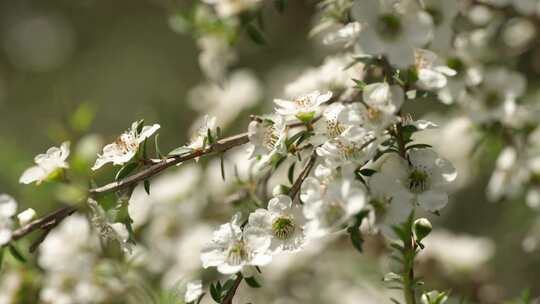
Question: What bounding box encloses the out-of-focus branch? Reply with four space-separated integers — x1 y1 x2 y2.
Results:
221 273 243 304
89 132 249 195
289 152 317 200
10 206 77 245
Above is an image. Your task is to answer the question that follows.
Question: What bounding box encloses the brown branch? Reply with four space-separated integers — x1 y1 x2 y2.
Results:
288 152 317 200
89 132 249 195
10 206 77 243
221 273 243 304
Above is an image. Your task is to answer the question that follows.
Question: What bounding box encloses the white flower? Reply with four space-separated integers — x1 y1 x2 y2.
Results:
487 147 530 202
39 215 99 273
274 91 332 122
246 195 306 253
311 103 352 144
284 54 363 98
464 66 526 124
0 194 17 246
339 84 403 133
184 280 203 303
316 127 378 168
201 214 272 274
301 176 366 237
247 116 288 163
19 141 70 184
419 230 495 274
187 115 217 150
203 0 262 18
17 208 36 226
352 0 433 67
188 70 261 128
197 34 236 81
92 121 159 170
414 49 456 91
422 0 459 51
371 149 457 214
323 22 362 46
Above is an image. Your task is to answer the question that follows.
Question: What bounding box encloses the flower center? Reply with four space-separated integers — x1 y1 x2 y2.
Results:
447 57 464 75
263 125 280 151
116 132 138 153
425 7 443 26
485 91 504 108
408 169 430 193
227 241 248 265
326 119 345 138
272 217 296 240
376 14 402 40
323 202 346 226
294 95 314 108
366 107 381 122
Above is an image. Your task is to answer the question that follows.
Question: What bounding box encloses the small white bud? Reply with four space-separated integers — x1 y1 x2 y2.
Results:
17 208 36 226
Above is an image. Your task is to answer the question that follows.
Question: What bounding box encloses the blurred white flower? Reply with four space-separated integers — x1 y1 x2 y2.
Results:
247 195 307 253
189 70 261 128
414 49 456 91
502 18 536 49
284 54 363 98
92 122 159 170
19 141 70 184
0 194 17 246
487 147 530 202
351 0 433 67
203 0 261 18
301 176 366 237
274 91 332 122
201 214 272 274
197 34 236 81
420 230 495 274
421 290 448 304
17 208 36 226
323 22 362 46
184 280 203 303
88 198 132 254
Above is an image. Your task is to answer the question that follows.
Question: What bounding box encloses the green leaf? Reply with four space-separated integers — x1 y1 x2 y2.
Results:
154 134 162 158
115 163 139 181
244 276 262 288
209 283 221 302
144 180 151 195
347 226 364 253
220 153 226 181
69 103 95 132
136 119 144 134
287 163 295 185
8 244 26 263
168 146 193 156
196 293 206 304
246 23 267 45
222 278 236 291
0 247 4 272
352 78 367 90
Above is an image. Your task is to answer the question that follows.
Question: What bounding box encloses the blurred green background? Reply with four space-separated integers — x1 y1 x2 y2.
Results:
0 0 539 301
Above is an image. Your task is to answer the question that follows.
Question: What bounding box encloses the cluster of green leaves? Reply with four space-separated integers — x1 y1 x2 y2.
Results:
206 273 261 304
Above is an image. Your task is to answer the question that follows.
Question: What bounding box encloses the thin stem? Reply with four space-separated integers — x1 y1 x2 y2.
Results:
221 273 243 304
89 132 249 195
288 152 317 200
403 234 417 304
10 206 77 243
